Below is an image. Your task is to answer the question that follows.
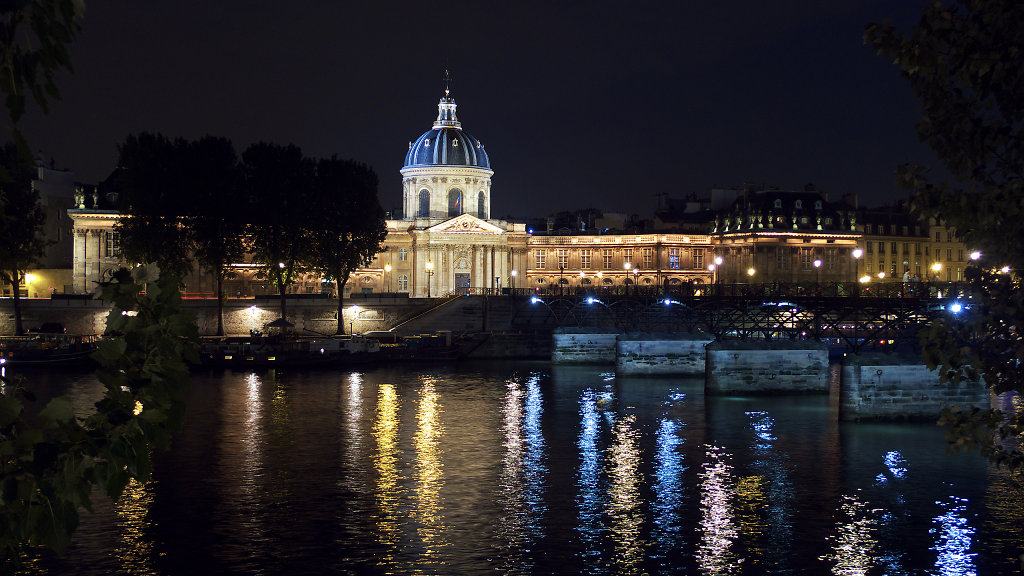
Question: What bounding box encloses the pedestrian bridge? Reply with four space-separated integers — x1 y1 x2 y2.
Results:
518 281 968 354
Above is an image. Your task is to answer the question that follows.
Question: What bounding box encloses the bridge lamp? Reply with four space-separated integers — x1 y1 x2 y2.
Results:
1000 265 1010 273
877 271 886 279
530 296 542 304
586 296 602 305
969 251 981 261
949 302 963 314
859 275 871 283
623 262 631 271
714 256 723 266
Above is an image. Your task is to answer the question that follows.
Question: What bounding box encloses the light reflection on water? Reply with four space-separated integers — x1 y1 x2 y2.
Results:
15 364 1024 576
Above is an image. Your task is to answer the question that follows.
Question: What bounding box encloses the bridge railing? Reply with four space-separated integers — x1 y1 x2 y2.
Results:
524 281 970 301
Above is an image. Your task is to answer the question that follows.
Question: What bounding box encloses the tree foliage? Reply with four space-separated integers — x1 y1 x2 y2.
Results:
867 0 1024 466
242 142 314 322
0 140 46 335
305 157 386 334
0 270 197 567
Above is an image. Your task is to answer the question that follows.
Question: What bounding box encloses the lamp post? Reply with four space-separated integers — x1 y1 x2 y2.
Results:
813 259 822 284
384 264 392 293
425 260 434 298
714 256 723 284
510 269 517 293
559 265 565 295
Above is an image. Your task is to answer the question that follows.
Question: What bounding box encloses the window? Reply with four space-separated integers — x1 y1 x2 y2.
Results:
814 200 822 210
418 189 430 217
580 249 592 269
891 242 897 254
399 248 408 261
902 226 908 235
398 274 409 291
668 248 679 269
776 247 788 270
825 248 836 270
878 241 884 255
105 231 120 257
602 249 613 269
477 191 486 219
935 230 941 242
774 199 782 209
866 242 873 254
891 224 897 235
957 249 963 261
693 249 704 269
947 249 952 260
866 224 872 234
915 243 921 255
447 188 463 217
795 199 803 209
879 262 885 273
800 247 813 270
557 249 568 270
641 248 654 269
902 242 909 255
623 248 634 267
535 249 546 269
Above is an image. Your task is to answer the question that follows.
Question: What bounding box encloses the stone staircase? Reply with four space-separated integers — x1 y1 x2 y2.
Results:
391 295 558 335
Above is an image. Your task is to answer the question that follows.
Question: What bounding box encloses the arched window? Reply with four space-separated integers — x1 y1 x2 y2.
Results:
418 189 430 217
794 199 803 209
448 188 463 217
774 199 782 209
398 274 409 291
477 191 486 219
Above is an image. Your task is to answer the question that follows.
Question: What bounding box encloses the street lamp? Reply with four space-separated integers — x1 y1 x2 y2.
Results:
510 269 517 292
349 304 359 335
969 251 981 261
384 264 392 293
813 259 822 284
425 260 434 298
931 261 942 281
747 267 756 278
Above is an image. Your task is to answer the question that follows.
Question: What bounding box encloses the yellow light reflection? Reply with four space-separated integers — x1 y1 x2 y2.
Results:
607 414 645 574
372 383 401 570
820 492 879 575
113 478 157 575
697 445 739 575
497 378 530 572
414 377 448 566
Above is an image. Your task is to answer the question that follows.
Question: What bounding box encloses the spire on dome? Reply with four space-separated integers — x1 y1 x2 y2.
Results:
433 69 462 129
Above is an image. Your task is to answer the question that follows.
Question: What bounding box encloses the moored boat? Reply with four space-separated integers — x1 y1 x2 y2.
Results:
0 335 99 367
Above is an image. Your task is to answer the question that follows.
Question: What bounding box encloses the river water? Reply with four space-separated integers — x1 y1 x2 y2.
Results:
15 362 1024 575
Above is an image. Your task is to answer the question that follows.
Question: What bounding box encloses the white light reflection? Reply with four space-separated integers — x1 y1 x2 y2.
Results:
497 376 546 573
576 388 604 567
652 416 686 567
821 492 880 575
607 414 645 574
931 495 977 575
743 410 794 568
697 445 739 575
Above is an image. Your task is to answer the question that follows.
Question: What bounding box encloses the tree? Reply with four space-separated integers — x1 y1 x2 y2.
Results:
0 270 198 567
306 157 386 335
114 133 195 279
186 136 245 336
0 141 46 335
866 0 1024 466
242 142 314 323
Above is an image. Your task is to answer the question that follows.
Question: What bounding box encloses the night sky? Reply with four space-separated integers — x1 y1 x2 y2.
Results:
20 1 936 219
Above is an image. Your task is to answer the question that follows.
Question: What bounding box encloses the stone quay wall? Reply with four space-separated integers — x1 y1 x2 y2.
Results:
616 333 714 375
551 328 621 364
840 353 990 421
705 340 829 394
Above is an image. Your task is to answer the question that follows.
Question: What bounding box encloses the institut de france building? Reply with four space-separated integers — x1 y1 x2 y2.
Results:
64 89 974 298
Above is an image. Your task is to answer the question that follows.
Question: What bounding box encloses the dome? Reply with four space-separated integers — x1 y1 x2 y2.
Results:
404 91 490 169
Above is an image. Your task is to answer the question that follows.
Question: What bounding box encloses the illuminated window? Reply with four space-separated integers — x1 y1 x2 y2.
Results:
557 249 569 269
398 274 408 291
668 248 679 269
602 249 613 269
535 249 546 269
693 249 703 269
418 189 430 217
399 248 408 261
580 249 592 269
800 248 813 270
622 248 633 267
105 232 120 257
642 248 654 269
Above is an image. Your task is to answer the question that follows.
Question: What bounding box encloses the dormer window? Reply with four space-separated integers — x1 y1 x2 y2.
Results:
424 139 430 147
774 199 782 209
453 139 459 147
814 200 822 210
795 200 803 209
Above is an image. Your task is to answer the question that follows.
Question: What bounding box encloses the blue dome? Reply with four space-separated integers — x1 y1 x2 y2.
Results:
404 92 490 169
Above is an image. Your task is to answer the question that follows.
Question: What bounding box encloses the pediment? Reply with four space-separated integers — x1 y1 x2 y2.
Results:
427 214 504 235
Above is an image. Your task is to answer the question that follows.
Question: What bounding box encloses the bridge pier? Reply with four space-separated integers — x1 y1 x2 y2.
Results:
551 327 620 364
840 353 990 420
616 333 714 375
705 341 829 394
